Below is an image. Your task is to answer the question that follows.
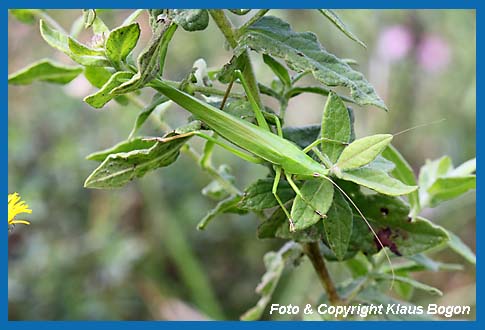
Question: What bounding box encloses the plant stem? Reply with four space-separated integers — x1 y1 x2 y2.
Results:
236 9 269 36
150 79 245 99
209 10 238 48
285 86 356 104
303 242 342 305
219 80 234 110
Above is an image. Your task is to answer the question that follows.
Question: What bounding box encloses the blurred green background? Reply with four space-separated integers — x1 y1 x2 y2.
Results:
8 10 475 320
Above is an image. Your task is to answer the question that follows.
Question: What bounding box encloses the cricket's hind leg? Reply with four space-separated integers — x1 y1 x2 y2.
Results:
272 166 295 232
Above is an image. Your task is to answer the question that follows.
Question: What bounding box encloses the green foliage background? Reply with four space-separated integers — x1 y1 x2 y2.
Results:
8 10 475 320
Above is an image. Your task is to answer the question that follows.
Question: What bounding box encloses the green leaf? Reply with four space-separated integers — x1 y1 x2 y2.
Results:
84 71 134 108
70 48 107 67
357 215 449 257
10 9 41 24
285 86 356 104
345 253 371 277
238 178 295 211
321 92 351 163
282 125 320 149
240 242 303 321
318 10 366 48
382 145 419 214
105 23 141 68
83 67 130 106
383 254 463 273
128 94 169 139
374 273 442 295
340 167 417 196
86 138 157 162
223 99 255 120
173 120 203 134
257 207 287 239
112 22 177 94
408 254 462 271
201 165 235 201
8 59 83 85
427 176 475 207
236 16 387 110
290 178 334 231
197 195 246 230
258 207 326 242
84 133 194 189
364 155 395 173
346 192 449 257
172 9 209 31
40 19 69 52
450 158 476 176
82 10 97 29
392 273 415 300
68 37 104 57
419 156 476 208
447 231 476 265
39 20 110 67
335 134 393 171
418 156 453 191
323 190 353 260
91 15 109 34
216 55 246 84
263 54 291 87
84 66 113 88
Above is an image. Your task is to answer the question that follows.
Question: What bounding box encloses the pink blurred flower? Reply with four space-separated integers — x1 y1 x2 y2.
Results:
377 25 413 62
417 35 451 73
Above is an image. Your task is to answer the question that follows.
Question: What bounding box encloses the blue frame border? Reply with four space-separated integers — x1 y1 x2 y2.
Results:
4 0 480 328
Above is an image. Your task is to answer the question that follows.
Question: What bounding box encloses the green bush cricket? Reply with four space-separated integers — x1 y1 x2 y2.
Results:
149 69 422 284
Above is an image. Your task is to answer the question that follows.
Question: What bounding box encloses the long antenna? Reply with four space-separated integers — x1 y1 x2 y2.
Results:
393 118 446 138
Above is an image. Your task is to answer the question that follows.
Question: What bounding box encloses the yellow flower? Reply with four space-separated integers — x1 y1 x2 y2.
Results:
8 193 31 226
